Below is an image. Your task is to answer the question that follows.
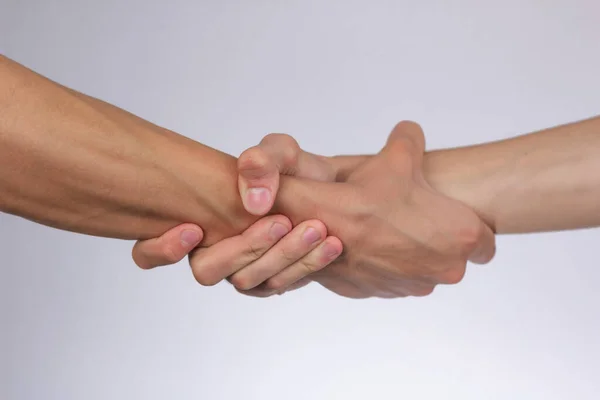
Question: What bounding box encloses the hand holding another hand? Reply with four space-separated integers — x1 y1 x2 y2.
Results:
132 134 343 297
131 122 496 299
276 122 496 298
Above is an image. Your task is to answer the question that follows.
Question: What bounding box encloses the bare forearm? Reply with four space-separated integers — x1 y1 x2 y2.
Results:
328 117 600 234
425 116 600 234
0 55 254 242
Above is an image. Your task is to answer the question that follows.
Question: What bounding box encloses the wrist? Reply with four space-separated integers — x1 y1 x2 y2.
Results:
325 150 502 231
158 135 257 245
422 147 501 232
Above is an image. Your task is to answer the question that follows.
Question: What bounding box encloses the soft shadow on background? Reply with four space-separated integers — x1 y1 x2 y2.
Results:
1 1 599 399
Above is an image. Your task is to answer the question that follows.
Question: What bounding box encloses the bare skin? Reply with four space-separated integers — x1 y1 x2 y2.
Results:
0 54 343 284
0 54 503 298
138 116 600 297
7 51 599 298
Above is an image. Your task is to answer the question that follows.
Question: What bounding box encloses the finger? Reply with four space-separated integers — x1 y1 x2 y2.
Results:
234 286 273 298
261 236 343 294
238 134 336 215
260 134 335 180
237 145 281 216
189 215 292 286
380 121 426 171
240 276 315 298
132 224 203 270
228 220 328 291
468 220 496 264
237 134 301 215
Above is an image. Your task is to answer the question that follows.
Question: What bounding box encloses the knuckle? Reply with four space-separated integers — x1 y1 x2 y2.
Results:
438 263 466 285
264 277 284 292
279 246 299 263
344 191 376 227
230 273 254 291
262 132 283 143
244 241 265 260
283 144 300 168
264 133 300 168
300 259 319 275
238 147 270 172
457 219 484 253
411 285 435 297
389 121 426 155
395 120 422 132
263 133 298 148
192 267 220 287
162 245 181 264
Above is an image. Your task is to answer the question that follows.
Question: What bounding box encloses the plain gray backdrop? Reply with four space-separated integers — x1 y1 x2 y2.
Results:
1 1 599 399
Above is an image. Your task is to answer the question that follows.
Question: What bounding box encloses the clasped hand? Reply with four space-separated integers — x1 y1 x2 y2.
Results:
132 122 496 298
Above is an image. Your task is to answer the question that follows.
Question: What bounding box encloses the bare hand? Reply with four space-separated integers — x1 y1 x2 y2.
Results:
276 121 496 298
131 134 343 296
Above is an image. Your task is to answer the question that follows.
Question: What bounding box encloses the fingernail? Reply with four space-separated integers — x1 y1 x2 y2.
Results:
180 230 200 247
303 227 321 245
323 243 340 259
269 222 289 240
245 187 272 214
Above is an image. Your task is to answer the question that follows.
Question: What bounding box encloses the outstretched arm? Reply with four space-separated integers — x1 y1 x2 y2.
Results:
424 116 600 234
140 116 600 297
0 54 342 291
0 54 256 243
315 116 600 234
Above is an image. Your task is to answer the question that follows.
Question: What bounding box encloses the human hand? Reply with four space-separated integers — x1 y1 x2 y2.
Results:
131 134 343 296
274 121 496 298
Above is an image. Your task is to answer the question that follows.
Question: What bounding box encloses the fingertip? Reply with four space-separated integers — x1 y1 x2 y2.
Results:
469 243 496 265
267 215 292 240
387 120 425 151
298 219 327 234
242 187 273 216
132 224 203 271
326 235 344 249
180 230 201 249
295 220 327 246
238 149 278 215
392 120 422 133
131 241 150 270
321 236 343 262
469 222 496 265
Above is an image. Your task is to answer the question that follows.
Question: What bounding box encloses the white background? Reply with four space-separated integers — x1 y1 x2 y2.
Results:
1 1 599 399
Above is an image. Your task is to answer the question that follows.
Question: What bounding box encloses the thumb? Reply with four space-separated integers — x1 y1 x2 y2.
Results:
237 144 282 216
238 134 335 215
379 121 426 173
132 224 203 270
